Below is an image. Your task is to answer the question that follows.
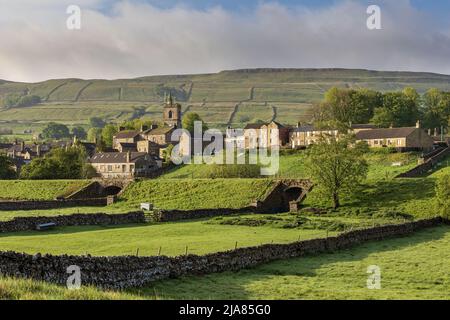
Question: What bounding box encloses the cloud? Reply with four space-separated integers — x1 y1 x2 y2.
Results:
1 0 450 82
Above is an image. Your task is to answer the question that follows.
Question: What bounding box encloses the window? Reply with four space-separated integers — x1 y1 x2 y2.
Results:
168 110 173 119
107 165 112 172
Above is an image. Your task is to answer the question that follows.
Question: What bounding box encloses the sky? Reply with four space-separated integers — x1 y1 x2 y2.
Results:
1 0 450 82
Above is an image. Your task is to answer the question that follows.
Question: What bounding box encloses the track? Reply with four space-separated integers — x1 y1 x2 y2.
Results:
74 82 93 102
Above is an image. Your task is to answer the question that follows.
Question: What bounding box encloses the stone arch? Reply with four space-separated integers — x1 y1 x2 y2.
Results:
283 186 303 203
103 185 122 196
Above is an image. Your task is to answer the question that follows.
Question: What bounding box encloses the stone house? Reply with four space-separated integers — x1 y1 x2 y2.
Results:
112 130 141 151
244 121 289 149
355 122 434 151
289 124 339 148
88 152 161 179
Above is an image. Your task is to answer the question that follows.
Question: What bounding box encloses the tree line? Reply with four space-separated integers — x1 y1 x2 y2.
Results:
313 87 450 133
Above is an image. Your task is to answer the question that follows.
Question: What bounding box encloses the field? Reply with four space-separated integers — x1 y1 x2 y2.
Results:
3 68 450 137
0 180 90 200
117 178 274 210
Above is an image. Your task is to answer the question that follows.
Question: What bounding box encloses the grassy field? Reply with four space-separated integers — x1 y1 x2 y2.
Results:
0 180 90 200
117 178 274 210
3 68 450 135
1 225 450 299
0 216 336 257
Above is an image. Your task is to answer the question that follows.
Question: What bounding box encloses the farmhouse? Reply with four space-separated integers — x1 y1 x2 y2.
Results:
244 121 289 149
290 124 339 148
88 152 161 179
355 122 434 151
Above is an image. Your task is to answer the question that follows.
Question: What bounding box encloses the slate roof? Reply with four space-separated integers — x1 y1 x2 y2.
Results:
143 126 175 136
89 152 149 164
355 127 418 140
114 130 141 139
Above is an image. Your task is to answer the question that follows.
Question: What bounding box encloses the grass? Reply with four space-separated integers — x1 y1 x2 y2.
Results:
1 224 450 299
117 178 275 210
143 225 450 299
0 180 90 200
0 217 334 257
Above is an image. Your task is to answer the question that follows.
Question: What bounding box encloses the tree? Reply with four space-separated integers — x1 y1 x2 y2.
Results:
371 107 395 128
101 124 118 148
89 117 106 128
42 123 70 140
20 146 90 179
87 127 102 143
435 174 450 218
422 89 450 132
305 136 369 209
0 155 16 179
71 126 87 140
15 95 41 107
182 112 208 133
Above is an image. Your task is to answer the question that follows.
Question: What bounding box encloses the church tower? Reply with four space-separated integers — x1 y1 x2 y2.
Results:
163 92 182 128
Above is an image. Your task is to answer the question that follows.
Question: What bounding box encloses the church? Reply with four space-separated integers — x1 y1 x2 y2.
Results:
89 93 183 178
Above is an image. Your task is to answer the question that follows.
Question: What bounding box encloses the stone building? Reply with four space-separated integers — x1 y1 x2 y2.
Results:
355 122 434 151
244 121 289 149
289 124 339 148
163 93 182 128
88 152 161 179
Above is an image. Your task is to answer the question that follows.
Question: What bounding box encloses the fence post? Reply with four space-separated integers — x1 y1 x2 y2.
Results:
235 241 238 250
136 248 139 256
158 246 162 256
185 245 188 256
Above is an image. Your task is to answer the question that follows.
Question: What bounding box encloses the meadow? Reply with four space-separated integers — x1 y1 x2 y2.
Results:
1 225 450 299
0 180 90 200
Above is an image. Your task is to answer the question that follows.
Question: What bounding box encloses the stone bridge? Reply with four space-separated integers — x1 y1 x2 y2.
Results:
253 179 314 213
66 178 134 199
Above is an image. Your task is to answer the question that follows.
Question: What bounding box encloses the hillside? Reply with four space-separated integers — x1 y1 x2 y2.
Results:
1 68 450 136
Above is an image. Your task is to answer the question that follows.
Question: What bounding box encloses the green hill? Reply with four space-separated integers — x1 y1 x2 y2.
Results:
1 68 450 135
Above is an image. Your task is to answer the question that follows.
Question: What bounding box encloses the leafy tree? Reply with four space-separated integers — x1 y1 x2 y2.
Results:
42 123 70 140
87 127 102 143
120 118 157 131
101 124 118 148
182 112 208 133
71 126 87 140
371 107 395 128
4 94 21 108
0 155 16 179
20 146 90 179
422 89 450 132
16 95 41 107
89 117 106 128
435 174 450 218
305 135 369 209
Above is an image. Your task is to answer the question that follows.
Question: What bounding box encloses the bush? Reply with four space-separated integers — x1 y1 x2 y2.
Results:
436 174 450 218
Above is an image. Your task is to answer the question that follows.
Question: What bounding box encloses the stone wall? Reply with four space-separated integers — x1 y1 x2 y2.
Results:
0 211 145 233
0 198 108 211
0 217 443 289
147 207 255 222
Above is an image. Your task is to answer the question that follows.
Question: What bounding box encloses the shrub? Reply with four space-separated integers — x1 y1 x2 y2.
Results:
435 174 450 218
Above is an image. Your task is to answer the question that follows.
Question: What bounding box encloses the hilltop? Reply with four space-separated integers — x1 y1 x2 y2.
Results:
1 68 450 136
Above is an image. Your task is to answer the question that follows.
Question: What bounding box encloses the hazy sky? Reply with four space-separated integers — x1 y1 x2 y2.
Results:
1 0 450 82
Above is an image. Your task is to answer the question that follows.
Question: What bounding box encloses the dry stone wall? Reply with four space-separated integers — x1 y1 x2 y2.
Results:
0 217 443 289
0 211 145 233
0 198 107 211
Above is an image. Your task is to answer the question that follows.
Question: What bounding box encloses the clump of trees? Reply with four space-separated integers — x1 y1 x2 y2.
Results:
0 155 16 179
305 136 369 209
314 87 450 133
3 93 41 108
435 174 450 218
20 146 96 179
42 123 71 140
182 112 208 133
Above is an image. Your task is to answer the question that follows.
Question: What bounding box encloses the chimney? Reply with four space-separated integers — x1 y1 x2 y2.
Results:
126 151 131 163
141 125 149 132
20 141 25 152
416 120 420 129
428 129 432 136
36 144 41 157
389 123 394 129
297 122 301 128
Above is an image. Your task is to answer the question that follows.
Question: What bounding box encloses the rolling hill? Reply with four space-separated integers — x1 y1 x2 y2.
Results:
1 68 450 136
